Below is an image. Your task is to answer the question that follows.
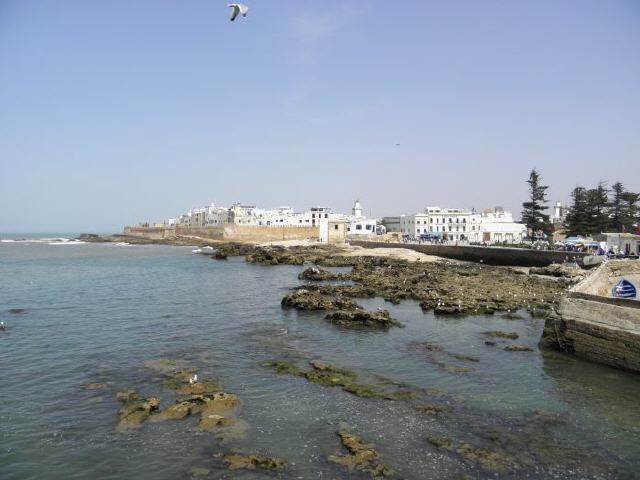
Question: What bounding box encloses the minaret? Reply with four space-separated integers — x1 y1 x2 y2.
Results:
352 199 363 218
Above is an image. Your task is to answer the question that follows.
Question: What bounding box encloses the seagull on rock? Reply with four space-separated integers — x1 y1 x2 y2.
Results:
228 3 249 21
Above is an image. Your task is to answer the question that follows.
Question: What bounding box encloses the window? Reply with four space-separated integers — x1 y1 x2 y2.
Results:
366 225 372 230
325 214 328 218
334 225 339 230
356 225 362 230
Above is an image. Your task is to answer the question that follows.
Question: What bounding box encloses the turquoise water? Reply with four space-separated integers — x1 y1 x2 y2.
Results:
1 242 640 479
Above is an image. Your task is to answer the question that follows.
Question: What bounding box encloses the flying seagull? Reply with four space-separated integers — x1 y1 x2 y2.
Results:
228 3 249 21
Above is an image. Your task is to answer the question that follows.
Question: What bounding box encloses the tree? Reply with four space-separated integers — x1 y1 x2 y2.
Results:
620 191 640 232
609 182 626 232
521 169 551 238
564 187 590 236
585 181 609 234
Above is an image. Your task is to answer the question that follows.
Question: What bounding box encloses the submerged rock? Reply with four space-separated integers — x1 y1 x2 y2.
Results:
324 309 403 329
188 466 210 478
417 404 451 416
328 429 389 478
483 330 519 340
427 436 508 473
504 344 533 352
116 390 159 431
217 449 285 471
8 308 25 315
265 360 419 401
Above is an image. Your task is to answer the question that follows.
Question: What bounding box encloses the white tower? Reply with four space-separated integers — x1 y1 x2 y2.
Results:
352 199 363 218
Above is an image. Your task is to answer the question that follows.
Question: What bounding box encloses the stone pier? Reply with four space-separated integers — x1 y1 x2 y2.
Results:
540 260 640 372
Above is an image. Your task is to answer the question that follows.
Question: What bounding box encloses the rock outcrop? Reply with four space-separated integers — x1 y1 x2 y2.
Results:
217 450 285 471
324 309 403 329
281 289 357 311
116 390 159 431
328 429 388 478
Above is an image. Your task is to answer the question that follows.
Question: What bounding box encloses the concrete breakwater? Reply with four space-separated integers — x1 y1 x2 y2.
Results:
540 260 640 373
350 241 588 267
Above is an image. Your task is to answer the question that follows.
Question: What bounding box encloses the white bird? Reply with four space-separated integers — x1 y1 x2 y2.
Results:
228 3 249 21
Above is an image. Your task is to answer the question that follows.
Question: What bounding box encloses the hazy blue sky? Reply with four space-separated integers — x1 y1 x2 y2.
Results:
1 0 639 232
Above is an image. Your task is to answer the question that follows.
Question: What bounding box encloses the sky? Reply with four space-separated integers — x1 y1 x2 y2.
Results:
0 0 639 232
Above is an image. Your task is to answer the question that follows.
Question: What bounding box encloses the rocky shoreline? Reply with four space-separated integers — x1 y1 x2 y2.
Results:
78 234 576 325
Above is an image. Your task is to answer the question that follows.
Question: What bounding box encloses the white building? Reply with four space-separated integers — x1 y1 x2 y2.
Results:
552 201 567 226
205 204 229 226
255 207 314 227
399 206 525 244
229 203 257 225
470 208 527 244
400 207 472 241
343 199 378 236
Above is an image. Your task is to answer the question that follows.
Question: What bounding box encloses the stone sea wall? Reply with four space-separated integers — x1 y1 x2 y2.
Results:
350 241 588 267
540 261 640 373
123 225 319 242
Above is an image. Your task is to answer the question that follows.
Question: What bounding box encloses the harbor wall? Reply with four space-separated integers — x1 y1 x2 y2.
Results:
123 225 319 242
350 241 588 267
540 261 640 373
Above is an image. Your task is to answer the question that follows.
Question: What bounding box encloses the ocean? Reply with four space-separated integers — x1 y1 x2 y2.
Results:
1 239 639 479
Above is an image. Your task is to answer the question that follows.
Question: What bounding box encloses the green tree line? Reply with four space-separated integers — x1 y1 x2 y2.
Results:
521 170 639 238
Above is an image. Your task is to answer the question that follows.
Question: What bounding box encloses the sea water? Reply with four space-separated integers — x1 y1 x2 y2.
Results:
1 241 639 479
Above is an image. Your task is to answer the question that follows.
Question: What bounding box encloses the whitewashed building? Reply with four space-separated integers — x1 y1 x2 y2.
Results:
205 204 229 226
345 200 378 236
469 208 527 244
400 207 472 241
229 203 257 225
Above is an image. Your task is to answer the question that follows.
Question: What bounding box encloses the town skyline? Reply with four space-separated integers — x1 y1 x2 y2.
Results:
1 0 638 232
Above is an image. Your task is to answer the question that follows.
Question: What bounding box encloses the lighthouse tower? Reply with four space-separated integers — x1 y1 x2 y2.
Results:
352 199 363 218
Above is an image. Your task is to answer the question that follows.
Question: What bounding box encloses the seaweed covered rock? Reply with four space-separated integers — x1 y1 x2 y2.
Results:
211 243 257 260
116 390 159 431
483 331 519 340
217 449 285 471
154 392 241 422
504 344 533 352
427 436 509 473
328 430 389 478
246 246 305 265
265 361 419 401
162 370 222 395
417 404 451 416
298 266 339 281
281 289 357 311
324 309 403 329
198 414 233 431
